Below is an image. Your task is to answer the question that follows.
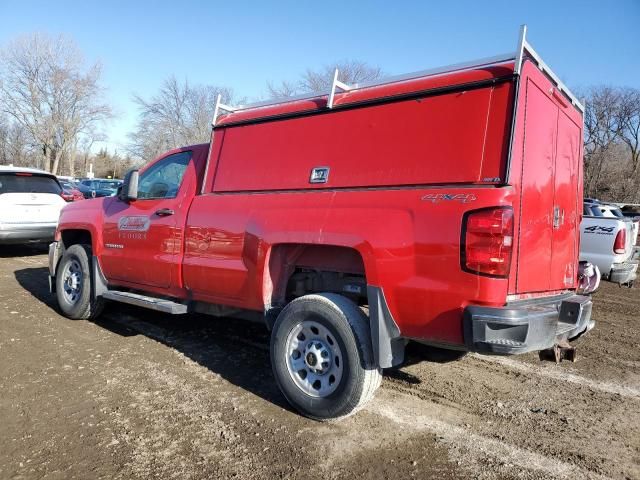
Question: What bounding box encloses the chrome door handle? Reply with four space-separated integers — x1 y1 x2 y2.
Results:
553 206 564 229
155 208 174 217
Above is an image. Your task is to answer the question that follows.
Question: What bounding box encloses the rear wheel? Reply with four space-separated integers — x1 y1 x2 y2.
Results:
56 244 104 320
270 293 381 420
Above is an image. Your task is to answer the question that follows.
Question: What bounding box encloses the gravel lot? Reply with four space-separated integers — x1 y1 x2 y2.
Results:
1 245 638 479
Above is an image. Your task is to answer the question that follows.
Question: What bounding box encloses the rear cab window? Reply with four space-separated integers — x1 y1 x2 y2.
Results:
0 173 62 194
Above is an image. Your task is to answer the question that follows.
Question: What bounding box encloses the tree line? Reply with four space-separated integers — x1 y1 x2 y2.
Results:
1 33 639 203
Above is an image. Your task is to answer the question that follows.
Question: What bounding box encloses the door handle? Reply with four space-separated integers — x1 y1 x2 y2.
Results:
155 208 175 217
553 206 565 229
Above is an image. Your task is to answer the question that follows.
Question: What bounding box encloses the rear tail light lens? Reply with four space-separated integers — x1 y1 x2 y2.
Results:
613 228 626 254
462 207 514 277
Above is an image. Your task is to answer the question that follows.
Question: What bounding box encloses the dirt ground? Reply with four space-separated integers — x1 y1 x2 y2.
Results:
0 245 638 480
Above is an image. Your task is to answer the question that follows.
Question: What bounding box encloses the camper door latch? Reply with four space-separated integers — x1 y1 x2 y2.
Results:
553 206 565 229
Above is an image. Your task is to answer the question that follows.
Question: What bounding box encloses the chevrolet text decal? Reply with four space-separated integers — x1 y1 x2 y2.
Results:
118 216 150 232
421 193 477 204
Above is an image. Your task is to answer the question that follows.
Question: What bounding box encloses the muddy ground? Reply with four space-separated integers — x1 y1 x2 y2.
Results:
0 245 638 480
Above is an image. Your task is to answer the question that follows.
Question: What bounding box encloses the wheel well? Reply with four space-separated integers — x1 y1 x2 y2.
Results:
60 229 92 250
264 244 367 315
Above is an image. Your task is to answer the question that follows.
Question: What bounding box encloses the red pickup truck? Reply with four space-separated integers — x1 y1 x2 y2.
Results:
49 28 596 420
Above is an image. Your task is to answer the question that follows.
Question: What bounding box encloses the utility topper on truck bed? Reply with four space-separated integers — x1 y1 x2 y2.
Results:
49 26 598 420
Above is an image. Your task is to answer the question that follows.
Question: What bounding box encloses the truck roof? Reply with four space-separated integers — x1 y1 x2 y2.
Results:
215 25 583 129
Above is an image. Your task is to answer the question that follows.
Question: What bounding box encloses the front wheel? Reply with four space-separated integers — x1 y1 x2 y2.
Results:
55 244 104 320
270 293 382 420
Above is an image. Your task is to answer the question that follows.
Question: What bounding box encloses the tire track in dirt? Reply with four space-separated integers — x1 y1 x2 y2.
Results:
369 390 611 480
469 354 640 398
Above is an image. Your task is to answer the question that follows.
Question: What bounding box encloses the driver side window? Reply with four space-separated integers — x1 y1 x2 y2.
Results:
137 151 192 200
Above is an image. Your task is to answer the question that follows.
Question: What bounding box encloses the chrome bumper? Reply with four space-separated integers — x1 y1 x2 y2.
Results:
610 261 638 285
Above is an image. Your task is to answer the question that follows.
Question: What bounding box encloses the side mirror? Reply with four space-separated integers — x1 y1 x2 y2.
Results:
119 169 139 202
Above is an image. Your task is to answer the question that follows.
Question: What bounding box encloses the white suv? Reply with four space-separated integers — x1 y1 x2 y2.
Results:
0 166 66 244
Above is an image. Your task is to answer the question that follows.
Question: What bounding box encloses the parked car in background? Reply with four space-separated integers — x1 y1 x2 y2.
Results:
585 201 639 245
76 178 122 199
0 166 66 244
59 180 84 202
581 201 638 285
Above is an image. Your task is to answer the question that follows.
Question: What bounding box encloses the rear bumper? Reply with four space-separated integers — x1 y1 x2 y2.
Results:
609 261 638 285
0 224 57 244
463 294 593 355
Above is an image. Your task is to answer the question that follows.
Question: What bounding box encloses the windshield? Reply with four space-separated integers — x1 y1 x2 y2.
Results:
0 173 62 194
584 203 600 216
598 206 624 218
98 181 121 190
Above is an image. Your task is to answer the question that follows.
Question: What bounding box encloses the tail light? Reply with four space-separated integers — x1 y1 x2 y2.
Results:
613 228 626 254
461 207 514 277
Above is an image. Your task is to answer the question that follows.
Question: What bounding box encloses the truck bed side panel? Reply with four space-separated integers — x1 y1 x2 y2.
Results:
182 186 514 345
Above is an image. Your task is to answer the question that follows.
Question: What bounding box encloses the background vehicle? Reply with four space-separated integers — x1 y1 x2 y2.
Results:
620 204 640 219
581 201 638 285
48 27 595 420
75 178 122 199
59 180 85 202
585 200 639 244
0 166 66 244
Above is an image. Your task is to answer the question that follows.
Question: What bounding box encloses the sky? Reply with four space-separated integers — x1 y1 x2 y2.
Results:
1 0 639 153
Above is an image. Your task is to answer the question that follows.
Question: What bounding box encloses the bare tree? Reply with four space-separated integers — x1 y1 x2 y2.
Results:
129 76 238 161
619 88 640 178
91 148 135 179
581 86 640 201
0 115 8 165
0 113 35 167
266 79 299 99
582 86 624 198
267 60 383 98
0 33 111 175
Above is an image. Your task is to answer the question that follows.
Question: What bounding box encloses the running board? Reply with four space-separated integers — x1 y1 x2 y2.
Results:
102 291 188 314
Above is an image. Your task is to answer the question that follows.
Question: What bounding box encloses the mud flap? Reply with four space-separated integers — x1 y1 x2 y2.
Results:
367 286 405 369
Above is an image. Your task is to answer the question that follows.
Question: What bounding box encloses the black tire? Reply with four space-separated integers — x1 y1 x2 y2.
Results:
270 293 382 421
55 244 104 320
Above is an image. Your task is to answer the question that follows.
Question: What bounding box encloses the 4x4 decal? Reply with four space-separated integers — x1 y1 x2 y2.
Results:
421 193 477 204
584 225 615 234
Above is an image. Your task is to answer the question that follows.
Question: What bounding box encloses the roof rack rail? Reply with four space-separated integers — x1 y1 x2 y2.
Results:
515 25 584 112
327 69 353 109
211 94 237 127
212 25 583 123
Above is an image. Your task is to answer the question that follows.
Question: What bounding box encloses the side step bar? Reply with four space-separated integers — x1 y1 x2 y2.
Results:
102 291 188 314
